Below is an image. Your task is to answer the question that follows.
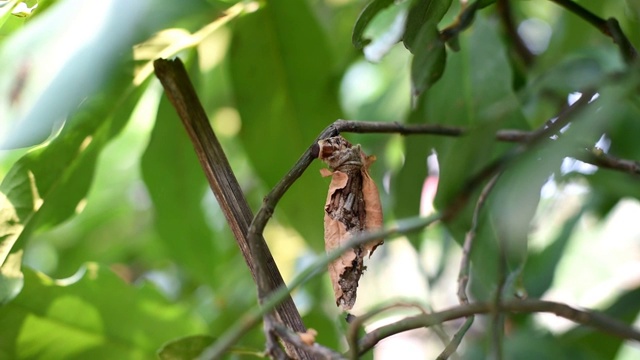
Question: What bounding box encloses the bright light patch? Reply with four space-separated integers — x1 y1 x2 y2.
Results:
518 18 552 55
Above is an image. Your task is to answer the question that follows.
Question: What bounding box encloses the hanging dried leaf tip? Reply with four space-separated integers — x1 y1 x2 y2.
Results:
313 135 383 310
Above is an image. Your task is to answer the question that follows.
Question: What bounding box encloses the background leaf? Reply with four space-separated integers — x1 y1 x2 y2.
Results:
403 0 453 51
229 1 343 250
0 264 205 359
410 19 447 97
352 0 396 49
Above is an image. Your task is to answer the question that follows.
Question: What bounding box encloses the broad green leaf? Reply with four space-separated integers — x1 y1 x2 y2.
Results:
0 67 145 303
0 264 205 359
403 0 453 51
229 1 343 250
158 335 265 359
0 0 149 148
0 0 19 30
0 249 22 304
0 0 215 149
158 335 215 360
523 209 583 298
352 0 395 49
410 20 446 97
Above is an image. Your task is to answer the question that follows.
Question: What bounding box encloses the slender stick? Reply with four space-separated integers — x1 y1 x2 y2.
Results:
201 214 443 359
357 299 640 355
346 302 428 359
497 0 535 67
548 0 638 63
152 58 313 360
437 174 501 360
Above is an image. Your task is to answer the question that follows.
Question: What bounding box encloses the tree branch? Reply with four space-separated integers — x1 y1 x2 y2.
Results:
202 214 443 359
549 0 638 64
497 0 535 68
152 58 314 360
357 299 640 355
437 174 500 359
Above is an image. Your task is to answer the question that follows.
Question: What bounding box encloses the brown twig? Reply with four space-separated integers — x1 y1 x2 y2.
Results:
549 0 638 64
497 0 535 68
331 119 640 177
437 174 501 360
357 299 640 355
203 214 443 359
152 58 314 360
346 302 427 359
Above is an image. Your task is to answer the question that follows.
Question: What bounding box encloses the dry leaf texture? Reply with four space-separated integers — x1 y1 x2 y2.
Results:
313 136 383 310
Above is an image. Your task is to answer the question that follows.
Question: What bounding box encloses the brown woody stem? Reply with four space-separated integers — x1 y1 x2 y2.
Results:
152 58 313 360
357 299 640 355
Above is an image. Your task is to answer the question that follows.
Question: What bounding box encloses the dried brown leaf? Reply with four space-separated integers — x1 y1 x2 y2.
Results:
314 136 384 310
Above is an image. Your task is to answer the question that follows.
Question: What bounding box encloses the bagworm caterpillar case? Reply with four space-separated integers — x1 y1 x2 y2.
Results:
312 135 383 310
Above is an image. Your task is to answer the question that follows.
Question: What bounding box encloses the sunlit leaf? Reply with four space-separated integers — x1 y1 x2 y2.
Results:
158 335 215 360
0 0 214 149
0 264 205 359
352 0 395 49
0 66 146 303
523 209 583 298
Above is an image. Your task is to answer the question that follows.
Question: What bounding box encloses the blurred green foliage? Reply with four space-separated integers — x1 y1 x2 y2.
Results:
1 0 640 359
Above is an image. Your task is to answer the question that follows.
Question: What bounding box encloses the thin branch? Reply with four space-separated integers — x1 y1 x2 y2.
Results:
492 240 507 360
357 299 640 355
200 214 443 359
497 0 535 68
346 302 428 359
152 58 313 360
549 0 638 64
577 148 640 176
331 120 640 177
437 174 500 360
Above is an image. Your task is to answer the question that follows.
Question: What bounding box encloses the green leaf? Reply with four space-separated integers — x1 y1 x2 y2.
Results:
410 20 446 98
158 334 265 359
403 0 453 52
0 249 22 304
0 264 205 359
395 14 527 233
0 0 214 149
0 0 19 30
229 1 343 250
523 209 583 298
352 0 395 49
158 335 215 360
0 68 145 303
